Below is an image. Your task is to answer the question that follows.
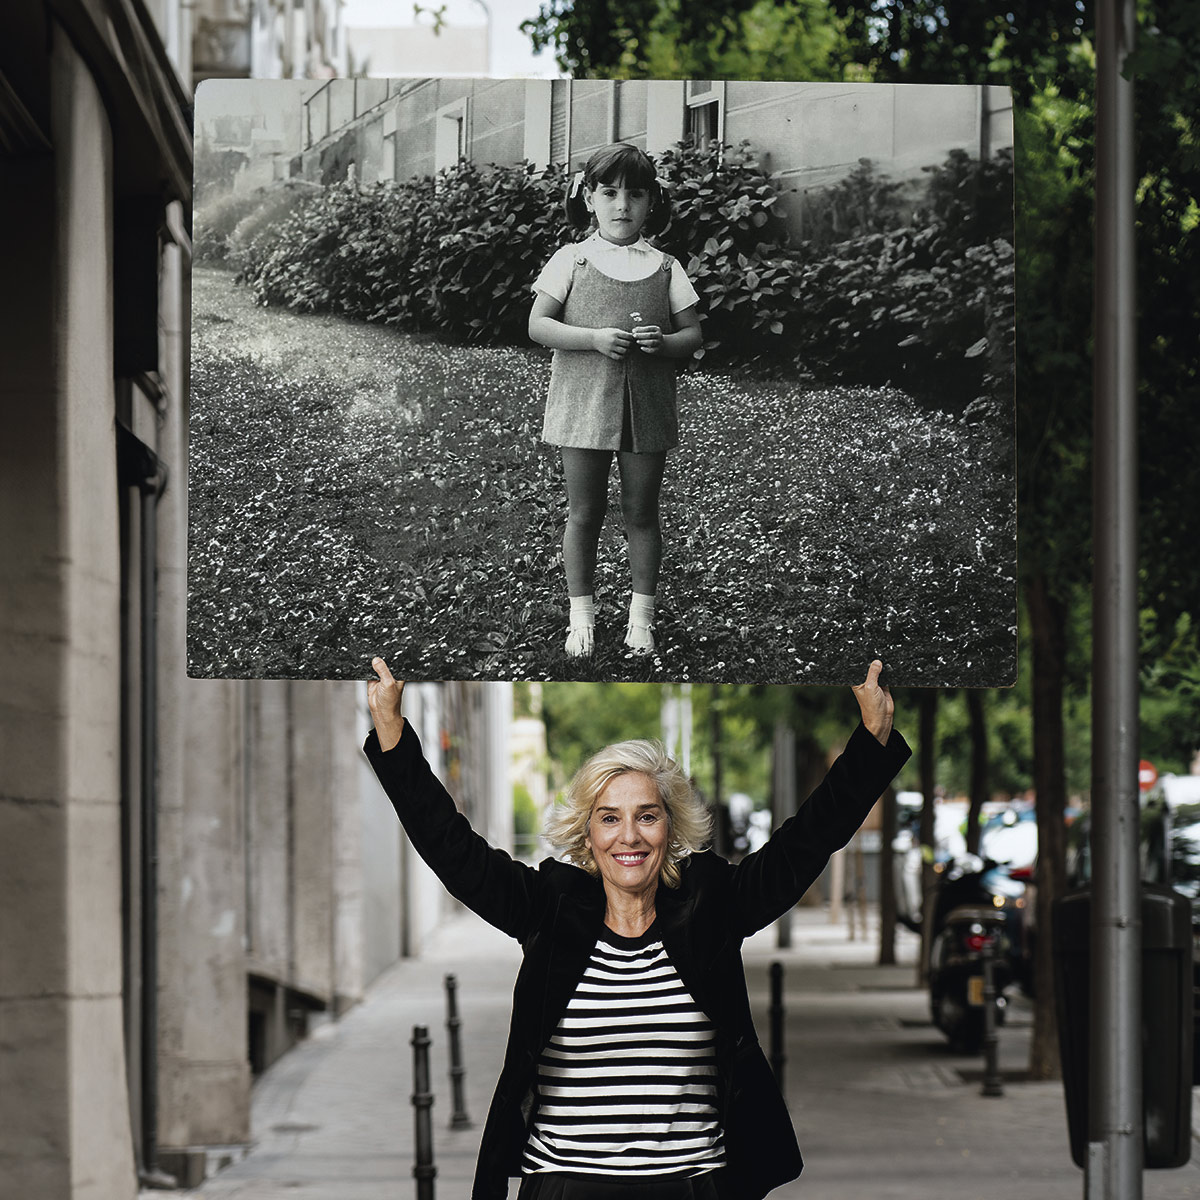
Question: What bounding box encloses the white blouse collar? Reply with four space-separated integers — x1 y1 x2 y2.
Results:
587 232 654 255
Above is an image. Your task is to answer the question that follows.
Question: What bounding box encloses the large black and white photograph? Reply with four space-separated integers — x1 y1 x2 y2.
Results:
189 77 1016 685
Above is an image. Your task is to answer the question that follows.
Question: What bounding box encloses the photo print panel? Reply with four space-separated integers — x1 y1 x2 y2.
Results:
189 78 1016 686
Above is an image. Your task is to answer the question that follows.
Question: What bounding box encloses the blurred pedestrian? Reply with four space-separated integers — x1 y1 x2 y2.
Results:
365 658 909 1199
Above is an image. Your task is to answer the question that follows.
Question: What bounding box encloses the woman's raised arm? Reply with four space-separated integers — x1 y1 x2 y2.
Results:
365 658 548 942
723 661 910 937
367 656 406 750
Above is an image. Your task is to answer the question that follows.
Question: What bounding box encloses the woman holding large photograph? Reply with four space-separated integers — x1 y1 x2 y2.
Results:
365 656 910 1199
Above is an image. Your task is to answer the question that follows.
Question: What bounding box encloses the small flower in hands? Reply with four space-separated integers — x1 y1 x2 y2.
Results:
633 324 664 354
592 328 635 360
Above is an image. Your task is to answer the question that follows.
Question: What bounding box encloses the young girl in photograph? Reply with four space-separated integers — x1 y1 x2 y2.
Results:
529 143 703 659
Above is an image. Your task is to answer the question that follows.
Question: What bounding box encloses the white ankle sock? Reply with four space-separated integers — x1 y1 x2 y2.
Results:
628 592 655 628
565 594 596 657
569 594 595 628
624 593 656 654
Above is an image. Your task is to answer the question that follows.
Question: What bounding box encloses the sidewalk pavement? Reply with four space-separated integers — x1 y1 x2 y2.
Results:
165 907 1200 1200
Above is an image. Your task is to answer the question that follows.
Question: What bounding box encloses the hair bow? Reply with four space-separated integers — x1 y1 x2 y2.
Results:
569 169 585 198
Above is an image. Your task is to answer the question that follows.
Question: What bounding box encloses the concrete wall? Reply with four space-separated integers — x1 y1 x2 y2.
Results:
718 81 1014 232
0 25 138 1200
405 684 457 956
288 78 1011 250
158 680 250 1151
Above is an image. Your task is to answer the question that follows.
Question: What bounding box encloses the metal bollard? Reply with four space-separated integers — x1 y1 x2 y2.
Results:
980 937 1003 1097
444 974 472 1128
411 1025 437 1199
769 961 785 1092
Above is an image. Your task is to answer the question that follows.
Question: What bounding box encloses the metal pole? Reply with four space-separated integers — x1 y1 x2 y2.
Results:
980 936 1003 1097
444 975 472 1128
140 482 161 1180
1089 2 1142 1197
773 724 794 948
411 1025 436 1199
769 961 785 1093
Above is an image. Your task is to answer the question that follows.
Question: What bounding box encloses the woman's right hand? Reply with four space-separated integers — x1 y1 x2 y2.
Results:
368 657 406 752
591 327 635 360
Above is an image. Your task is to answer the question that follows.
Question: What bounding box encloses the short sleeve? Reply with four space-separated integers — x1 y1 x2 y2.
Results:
668 258 701 315
531 244 577 305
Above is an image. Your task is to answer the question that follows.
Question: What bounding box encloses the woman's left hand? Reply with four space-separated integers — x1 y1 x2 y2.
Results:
633 324 664 353
851 659 894 746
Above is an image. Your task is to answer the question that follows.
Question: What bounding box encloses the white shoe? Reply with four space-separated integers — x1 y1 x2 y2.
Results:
623 622 655 655
565 624 594 657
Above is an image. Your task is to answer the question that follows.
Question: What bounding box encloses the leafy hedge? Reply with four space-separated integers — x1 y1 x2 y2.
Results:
194 180 320 266
234 143 1013 411
238 162 573 340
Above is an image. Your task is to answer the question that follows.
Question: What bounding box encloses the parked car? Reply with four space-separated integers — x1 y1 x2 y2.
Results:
978 808 1037 989
1146 773 1200 811
892 796 971 931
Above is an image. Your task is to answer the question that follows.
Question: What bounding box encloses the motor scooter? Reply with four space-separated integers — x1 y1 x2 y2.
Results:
928 857 1014 1053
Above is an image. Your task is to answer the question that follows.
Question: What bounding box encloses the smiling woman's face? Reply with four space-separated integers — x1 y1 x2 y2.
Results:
585 772 669 900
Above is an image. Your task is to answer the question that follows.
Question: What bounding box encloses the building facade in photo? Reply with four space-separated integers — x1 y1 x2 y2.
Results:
271 77 1012 241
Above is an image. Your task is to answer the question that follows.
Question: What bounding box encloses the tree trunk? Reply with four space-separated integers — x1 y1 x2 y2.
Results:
710 699 728 856
792 714 828 909
965 689 989 856
1027 572 1069 1081
878 785 898 965
916 690 939 986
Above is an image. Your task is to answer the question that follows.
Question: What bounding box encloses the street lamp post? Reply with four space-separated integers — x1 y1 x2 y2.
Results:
1089 1 1142 1196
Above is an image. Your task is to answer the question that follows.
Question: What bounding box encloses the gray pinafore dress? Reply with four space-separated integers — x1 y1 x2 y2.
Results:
541 252 678 453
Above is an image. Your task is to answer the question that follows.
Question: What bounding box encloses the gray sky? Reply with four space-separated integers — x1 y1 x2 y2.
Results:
340 0 563 77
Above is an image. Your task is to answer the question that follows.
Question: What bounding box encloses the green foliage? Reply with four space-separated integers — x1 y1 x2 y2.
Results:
539 681 846 808
800 158 906 250
540 683 665 792
228 183 324 273
513 781 538 838
825 1 1091 103
610 0 851 81
1140 610 1200 772
194 185 308 266
235 144 1009 403
523 0 858 79
651 139 793 364
193 139 249 204
237 162 573 343
1011 56 1095 593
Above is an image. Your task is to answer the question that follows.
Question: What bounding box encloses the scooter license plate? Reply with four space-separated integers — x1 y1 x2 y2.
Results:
967 975 985 1007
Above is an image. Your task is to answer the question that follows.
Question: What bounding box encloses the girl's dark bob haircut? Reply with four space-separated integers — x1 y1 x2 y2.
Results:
564 143 673 237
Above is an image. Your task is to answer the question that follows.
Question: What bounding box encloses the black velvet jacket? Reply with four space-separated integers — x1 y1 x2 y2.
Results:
364 721 911 1200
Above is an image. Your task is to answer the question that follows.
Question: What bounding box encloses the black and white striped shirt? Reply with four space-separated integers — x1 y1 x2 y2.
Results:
522 924 727 1178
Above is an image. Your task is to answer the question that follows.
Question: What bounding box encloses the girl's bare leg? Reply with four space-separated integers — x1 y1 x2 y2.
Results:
616 450 667 595
560 447 614 596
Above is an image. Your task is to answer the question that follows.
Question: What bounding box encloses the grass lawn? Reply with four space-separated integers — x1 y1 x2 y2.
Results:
189 266 1015 685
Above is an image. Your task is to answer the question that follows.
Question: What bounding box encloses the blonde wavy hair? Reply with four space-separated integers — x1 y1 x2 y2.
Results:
543 739 713 888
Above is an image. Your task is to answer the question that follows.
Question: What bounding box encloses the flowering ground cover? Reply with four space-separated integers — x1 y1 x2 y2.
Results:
189 267 1014 686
